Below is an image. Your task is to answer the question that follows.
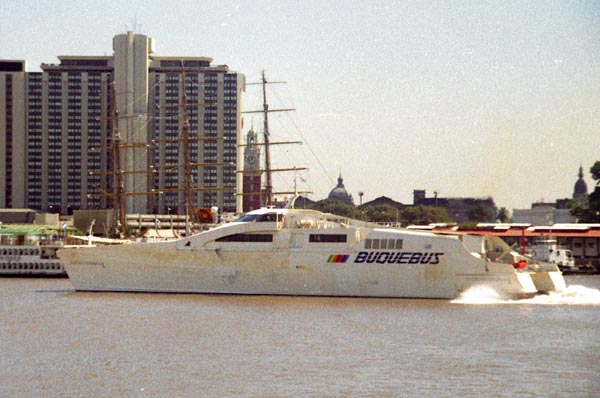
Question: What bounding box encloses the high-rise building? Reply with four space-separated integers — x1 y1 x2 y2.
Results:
0 31 245 215
0 60 27 209
35 56 114 213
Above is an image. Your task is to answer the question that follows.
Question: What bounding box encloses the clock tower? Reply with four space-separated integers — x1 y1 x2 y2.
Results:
242 128 262 212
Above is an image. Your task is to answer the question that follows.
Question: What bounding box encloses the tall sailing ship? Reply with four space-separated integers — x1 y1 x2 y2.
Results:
92 63 239 237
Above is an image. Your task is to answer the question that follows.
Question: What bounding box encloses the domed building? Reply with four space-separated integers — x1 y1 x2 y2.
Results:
513 165 590 224
573 165 588 203
328 173 353 204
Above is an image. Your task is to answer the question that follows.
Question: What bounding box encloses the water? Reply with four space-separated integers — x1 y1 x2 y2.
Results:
1 275 599 397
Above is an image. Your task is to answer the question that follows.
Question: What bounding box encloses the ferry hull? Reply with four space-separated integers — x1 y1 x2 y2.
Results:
60 242 538 299
59 207 565 299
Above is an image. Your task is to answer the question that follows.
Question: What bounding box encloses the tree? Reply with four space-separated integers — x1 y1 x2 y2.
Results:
306 201 449 226
497 207 511 223
591 161 600 182
400 205 450 226
363 205 399 223
307 199 361 219
466 204 497 223
586 188 600 222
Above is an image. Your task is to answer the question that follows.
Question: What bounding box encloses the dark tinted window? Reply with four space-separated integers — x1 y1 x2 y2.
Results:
216 234 273 242
309 234 347 243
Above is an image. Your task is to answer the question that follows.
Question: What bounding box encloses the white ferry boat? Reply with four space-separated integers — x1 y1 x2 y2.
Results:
0 244 65 276
59 207 566 299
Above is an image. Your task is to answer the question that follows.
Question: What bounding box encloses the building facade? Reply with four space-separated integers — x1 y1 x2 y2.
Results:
35 56 114 213
0 60 28 209
0 32 245 215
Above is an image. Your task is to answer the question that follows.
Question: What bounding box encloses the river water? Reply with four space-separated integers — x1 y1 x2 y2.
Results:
1 275 599 397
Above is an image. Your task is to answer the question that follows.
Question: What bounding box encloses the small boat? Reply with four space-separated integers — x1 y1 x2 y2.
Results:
59 206 566 299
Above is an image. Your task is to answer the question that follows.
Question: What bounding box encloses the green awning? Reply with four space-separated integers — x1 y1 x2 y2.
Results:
0 225 58 235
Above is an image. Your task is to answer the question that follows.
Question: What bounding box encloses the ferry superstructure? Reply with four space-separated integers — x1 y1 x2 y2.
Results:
59 207 566 299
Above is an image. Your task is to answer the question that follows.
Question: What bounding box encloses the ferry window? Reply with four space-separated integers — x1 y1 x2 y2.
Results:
234 213 279 223
216 234 273 242
234 214 261 222
395 239 403 249
373 240 380 249
364 239 372 249
259 213 278 222
381 239 388 249
309 234 347 243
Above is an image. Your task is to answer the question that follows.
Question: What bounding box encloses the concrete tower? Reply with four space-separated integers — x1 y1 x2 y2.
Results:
112 32 154 214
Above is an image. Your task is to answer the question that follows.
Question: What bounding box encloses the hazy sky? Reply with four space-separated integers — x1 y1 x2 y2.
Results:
2 0 599 211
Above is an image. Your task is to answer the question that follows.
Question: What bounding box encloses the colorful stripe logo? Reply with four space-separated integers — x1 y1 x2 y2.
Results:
327 254 350 263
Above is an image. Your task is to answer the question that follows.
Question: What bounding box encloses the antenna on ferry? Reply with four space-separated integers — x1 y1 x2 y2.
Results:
284 167 302 209
87 219 96 246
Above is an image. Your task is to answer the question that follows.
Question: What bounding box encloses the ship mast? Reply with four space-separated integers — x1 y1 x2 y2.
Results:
243 71 307 207
92 67 230 237
261 71 274 207
154 62 233 234
91 83 152 237
110 83 127 235
180 68 194 235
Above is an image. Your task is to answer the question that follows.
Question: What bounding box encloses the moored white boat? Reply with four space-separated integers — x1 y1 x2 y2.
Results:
0 244 65 276
59 207 566 299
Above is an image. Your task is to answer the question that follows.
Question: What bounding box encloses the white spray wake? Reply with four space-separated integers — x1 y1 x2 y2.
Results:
452 285 600 305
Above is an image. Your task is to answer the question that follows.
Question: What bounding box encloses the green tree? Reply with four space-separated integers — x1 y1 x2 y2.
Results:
466 204 497 223
591 161 600 181
363 204 399 223
307 199 361 219
400 205 450 226
497 207 511 223
587 188 600 222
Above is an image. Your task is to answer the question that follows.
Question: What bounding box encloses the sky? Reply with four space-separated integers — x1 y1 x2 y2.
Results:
2 0 600 211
